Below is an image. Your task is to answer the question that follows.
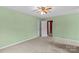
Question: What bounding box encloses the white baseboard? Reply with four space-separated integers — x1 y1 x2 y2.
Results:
0 35 38 50
53 37 79 46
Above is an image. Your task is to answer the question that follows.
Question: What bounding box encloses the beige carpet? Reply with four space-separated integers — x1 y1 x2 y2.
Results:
0 37 69 53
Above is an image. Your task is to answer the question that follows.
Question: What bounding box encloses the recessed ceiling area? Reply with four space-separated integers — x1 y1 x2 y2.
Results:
5 6 79 19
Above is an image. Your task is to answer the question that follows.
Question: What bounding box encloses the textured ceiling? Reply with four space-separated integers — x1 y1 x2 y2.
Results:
5 6 79 19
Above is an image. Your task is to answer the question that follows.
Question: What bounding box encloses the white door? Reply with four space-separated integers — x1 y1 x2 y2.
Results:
41 21 47 37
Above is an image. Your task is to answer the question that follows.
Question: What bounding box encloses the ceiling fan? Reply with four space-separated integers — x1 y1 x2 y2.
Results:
34 6 52 15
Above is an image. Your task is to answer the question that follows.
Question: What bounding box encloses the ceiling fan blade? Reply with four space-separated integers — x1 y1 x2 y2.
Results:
32 9 41 12
48 8 52 9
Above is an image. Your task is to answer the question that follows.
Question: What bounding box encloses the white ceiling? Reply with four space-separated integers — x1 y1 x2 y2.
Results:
5 6 79 19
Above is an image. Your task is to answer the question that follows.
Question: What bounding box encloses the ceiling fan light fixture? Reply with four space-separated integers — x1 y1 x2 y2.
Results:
41 11 46 15
33 6 53 15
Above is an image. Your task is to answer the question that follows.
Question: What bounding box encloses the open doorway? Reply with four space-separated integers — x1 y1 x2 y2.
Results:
47 20 53 37
40 20 53 37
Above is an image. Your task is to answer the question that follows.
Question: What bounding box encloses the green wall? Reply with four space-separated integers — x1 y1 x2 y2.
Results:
53 13 79 41
0 7 39 48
